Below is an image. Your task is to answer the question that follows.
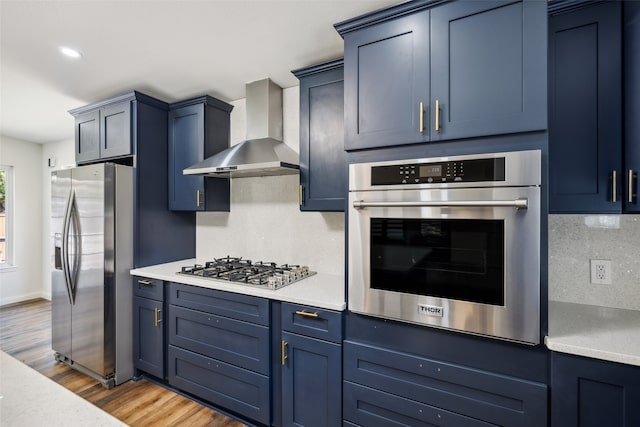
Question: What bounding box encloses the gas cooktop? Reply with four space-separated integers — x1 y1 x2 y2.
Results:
176 256 316 290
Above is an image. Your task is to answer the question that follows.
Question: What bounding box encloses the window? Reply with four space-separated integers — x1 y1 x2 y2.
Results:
0 165 13 266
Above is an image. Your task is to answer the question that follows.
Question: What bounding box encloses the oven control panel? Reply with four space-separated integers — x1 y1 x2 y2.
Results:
371 157 505 185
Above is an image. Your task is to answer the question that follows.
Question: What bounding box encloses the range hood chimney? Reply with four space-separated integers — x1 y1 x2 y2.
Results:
183 78 300 178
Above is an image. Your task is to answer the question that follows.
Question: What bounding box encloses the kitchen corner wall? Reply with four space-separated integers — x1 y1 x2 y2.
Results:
0 136 45 305
548 214 640 310
196 86 346 275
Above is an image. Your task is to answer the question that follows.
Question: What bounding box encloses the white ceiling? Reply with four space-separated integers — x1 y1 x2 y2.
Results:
0 0 399 144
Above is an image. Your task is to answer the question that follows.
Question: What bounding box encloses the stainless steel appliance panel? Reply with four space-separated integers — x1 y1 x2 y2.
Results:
51 163 133 388
51 169 72 358
72 164 107 376
348 150 541 345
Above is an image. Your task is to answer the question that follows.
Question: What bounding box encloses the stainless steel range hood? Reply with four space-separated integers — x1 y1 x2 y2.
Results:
184 78 300 178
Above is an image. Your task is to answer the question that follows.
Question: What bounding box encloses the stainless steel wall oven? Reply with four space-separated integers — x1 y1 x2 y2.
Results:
348 150 541 344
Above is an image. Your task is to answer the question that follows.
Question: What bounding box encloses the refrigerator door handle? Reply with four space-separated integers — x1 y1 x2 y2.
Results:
68 191 81 304
61 190 73 305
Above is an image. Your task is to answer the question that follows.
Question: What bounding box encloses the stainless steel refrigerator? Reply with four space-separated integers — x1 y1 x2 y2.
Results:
51 163 133 388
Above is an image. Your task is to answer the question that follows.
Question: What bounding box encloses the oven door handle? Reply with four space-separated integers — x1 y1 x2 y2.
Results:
352 198 528 209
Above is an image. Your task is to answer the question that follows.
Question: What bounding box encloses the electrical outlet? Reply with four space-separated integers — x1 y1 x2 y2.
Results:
590 259 612 285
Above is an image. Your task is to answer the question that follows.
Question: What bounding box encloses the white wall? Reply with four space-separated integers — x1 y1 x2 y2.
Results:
40 139 76 300
0 136 45 305
196 86 346 275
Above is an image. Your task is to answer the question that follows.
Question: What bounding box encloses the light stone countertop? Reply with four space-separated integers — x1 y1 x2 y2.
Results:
0 351 127 427
131 259 346 311
546 300 640 367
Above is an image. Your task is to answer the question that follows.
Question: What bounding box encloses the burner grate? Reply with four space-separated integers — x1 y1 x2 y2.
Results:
177 256 315 289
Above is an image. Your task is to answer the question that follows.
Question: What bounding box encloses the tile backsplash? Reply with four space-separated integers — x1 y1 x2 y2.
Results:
548 214 640 310
196 175 345 275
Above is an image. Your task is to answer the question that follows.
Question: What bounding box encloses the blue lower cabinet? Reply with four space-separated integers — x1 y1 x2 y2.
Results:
344 382 495 427
167 283 272 425
551 352 640 427
133 296 164 379
169 305 269 374
168 345 270 425
343 341 547 426
281 331 341 427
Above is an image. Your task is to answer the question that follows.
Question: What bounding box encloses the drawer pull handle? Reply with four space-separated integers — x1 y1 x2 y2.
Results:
629 169 635 203
138 280 152 286
196 190 202 207
154 308 162 327
419 101 424 133
612 170 617 203
281 340 288 365
295 310 319 318
435 99 441 132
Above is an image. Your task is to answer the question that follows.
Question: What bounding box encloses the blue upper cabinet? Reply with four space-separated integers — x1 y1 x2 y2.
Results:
168 96 232 211
293 59 346 211
430 0 546 141
336 0 547 151
71 92 146 164
340 10 430 150
624 1 640 213
548 1 622 213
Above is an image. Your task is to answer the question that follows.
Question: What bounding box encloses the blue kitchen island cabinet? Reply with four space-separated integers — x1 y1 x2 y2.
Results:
548 1 623 213
336 0 547 151
133 276 165 379
292 59 345 212
166 283 271 425
280 303 342 427
168 96 232 211
551 352 640 426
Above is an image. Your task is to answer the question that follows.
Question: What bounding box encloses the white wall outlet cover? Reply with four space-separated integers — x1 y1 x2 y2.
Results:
590 259 612 285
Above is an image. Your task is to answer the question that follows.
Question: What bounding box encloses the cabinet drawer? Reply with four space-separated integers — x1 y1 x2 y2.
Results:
168 345 270 425
343 341 547 427
281 302 342 343
344 381 494 427
169 282 269 325
169 305 269 375
133 276 164 300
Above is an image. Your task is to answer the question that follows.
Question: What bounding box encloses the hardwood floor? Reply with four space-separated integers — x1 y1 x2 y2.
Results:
0 299 247 427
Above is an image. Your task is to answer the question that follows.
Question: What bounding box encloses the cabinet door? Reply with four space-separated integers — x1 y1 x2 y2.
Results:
281 332 341 427
624 1 640 213
134 296 164 378
551 352 640 427
75 110 100 163
430 0 546 141
168 103 205 211
298 64 345 211
548 2 622 213
100 101 132 159
343 10 430 150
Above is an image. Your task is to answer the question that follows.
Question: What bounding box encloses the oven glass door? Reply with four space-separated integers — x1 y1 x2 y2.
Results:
348 185 540 344
370 218 504 305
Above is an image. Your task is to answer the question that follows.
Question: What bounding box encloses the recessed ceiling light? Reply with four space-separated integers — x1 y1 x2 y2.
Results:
60 46 82 59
